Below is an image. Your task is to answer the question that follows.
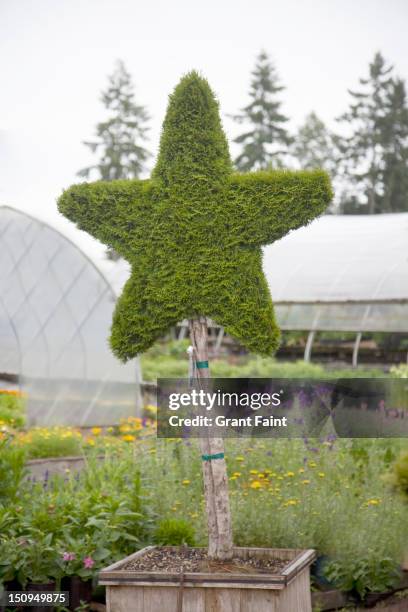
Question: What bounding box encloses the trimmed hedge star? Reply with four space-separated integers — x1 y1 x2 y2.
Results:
58 72 332 361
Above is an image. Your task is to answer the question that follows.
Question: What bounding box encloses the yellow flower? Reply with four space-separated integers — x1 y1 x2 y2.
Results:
250 481 262 489
230 475 237 480
283 499 298 506
301 480 311 485
249 469 258 474
182 479 191 486
236 456 245 462
122 434 135 442
258 474 265 479
277 476 284 480
285 471 295 477
309 461 317 468
298 468 305 474
87 438 95 446
145 404 157 415
318 472 325 478
366 498 381 506
233 472 241 477
107 426 114 433
91 427 102 436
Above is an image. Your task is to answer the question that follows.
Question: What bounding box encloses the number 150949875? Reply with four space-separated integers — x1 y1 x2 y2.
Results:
2 591 69 606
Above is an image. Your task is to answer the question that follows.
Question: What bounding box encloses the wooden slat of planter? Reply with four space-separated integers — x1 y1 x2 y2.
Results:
282 549 316 583
100 576 286 590
279 567 311 612
182 588 206 612
205 587 241 612
108 586 143 612
143 587 178 611
241 588 278 611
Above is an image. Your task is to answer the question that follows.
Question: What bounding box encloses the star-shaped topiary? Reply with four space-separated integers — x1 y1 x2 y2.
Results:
58 72 332 361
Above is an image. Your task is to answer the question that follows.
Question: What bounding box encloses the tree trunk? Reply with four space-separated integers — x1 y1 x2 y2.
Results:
189 317 233 560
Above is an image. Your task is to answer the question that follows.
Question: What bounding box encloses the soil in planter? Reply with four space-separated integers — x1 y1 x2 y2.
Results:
122 547 289 574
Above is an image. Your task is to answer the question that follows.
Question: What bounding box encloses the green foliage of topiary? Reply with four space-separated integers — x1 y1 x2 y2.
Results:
58 72 332 361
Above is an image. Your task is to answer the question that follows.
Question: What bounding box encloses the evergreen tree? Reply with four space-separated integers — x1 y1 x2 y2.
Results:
336 52 395 214
78 60 150 182
232 51 291 171
381 78 408 212
292 112 338 175
78 60 151 258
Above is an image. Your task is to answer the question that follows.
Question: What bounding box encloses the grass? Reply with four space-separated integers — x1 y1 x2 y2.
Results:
140 340 386 382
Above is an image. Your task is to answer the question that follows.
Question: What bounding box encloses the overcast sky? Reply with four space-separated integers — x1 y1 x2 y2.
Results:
1 0 407 262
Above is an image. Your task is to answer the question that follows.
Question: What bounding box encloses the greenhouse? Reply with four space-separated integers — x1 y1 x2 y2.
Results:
177 213 408 364
265 212 408 363
0 206 141 426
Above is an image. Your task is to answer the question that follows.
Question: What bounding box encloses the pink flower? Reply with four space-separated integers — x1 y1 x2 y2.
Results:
62 552 76 562
83 556 95 569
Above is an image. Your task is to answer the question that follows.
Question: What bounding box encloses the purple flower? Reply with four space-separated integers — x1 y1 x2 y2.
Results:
62 552 76 562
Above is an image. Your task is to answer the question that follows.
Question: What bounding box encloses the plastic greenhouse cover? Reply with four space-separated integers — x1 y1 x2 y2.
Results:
0 206 141 426
263 212 408 332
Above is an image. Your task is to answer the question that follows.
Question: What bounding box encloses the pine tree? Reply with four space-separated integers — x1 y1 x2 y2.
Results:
381 78 408 212
232 51 291 171
336 52 394 214
78 60 151 258
78 60 150 182
292 112 338 174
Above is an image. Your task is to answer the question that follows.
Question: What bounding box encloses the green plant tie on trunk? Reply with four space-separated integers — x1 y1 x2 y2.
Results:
196 360 209 369
201 452 224 461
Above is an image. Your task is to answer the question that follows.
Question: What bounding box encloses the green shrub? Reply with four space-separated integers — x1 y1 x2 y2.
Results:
390 364 408 378
0 391 26 428
154 518 196 546
16 427 84 459
141 346 385 382
0 436 26 502
324 553 401 599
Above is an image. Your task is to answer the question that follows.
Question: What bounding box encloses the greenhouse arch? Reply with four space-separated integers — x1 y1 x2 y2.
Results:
0 205 142 426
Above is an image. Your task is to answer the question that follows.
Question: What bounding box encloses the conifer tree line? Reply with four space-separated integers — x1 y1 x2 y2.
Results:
79 52 408 215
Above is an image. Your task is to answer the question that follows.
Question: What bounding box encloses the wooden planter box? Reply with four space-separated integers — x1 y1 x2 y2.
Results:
99 546 316 612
